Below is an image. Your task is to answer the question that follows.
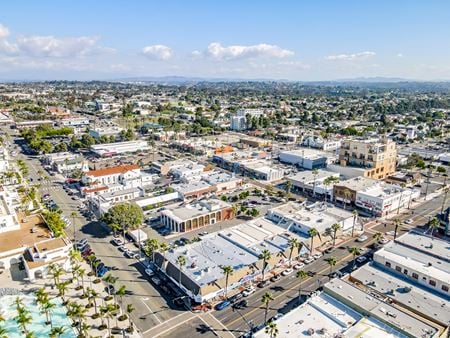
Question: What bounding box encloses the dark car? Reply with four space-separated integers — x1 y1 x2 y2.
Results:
215 300 231 311
324 247 334 254
230 293 243 302
270 275 281 282
233 299 248 309
105 285 115 294
257 280 270 288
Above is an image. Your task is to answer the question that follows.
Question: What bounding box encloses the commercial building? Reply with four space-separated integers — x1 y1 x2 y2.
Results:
171 181 215 200
239 136 272 148
355 184 420 216
339 137 397 179
160 198 233 233
90 140 150 157
288 170 340 199
60 117 90 127
88 126 123 139
169 161 205 179
240 159 285 182
267 201 357 237
0 188 20 233
301 135 341 151
333 176 379 206
230 115 246 131
279 148 329 169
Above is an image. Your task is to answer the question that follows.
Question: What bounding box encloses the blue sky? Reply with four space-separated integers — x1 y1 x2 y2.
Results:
1 1 449 80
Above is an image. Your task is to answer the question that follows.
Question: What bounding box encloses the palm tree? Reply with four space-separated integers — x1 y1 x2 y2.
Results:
56 281 69 302
126 303 135 331
49 326 66 338
440 187 449 214
261 292 274 324
331 223 341 247
70 211 77 243
221 265 234 299
77 268 86 292
265 321 279 338
49 264 63 285
69 249 82 265
116 285 127 314
0 326 8 338
312 169 319 197
351 210 358 237
287 238 299 266
100 304 117 337
80 322 90 338
176 255 187 288
16 306 32 335
102 274 118 296
308 228 319 255
343 189 352 210
322 176 339 201
393 217 401 240
296 270 308 303
144 238 160 262
372 232 383 243
71 264 81 284
348 247 361 275
41 300 56 327
429 217 440 240
326 256 337 279
87 287 99 315
158 242 169 271
259 249 272 282
285 180 292 197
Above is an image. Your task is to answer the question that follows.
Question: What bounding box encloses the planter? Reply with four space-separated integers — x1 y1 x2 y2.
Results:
87 272 94 277
126 326 134 333
118 314 128 321
91 313 100 319
104 295 113 301
98 324 107 331
75 285 83 291
93 279 101 284
86 303 93 309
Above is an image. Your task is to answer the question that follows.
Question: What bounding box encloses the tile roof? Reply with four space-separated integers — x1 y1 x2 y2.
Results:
86 164 140 177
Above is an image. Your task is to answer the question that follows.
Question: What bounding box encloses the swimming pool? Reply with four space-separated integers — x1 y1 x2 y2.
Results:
0 294 76 338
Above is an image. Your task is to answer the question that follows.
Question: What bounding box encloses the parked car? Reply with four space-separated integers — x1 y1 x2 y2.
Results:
356 235 368 242
293 263 305 270
304 257 315 264
270 274 281 282
230 293 243 302
124 250 134 258
257 280 270 288
112 238 124 246
324 247 334 254
356 256 367 263
404 219 414 224
312 253 322 259
97 267 108 277
233 300 248 309
151 276 161 286
379 238 389 244
281 268 294 276
215 300 231 311
118 245 127 252
242 286 256 297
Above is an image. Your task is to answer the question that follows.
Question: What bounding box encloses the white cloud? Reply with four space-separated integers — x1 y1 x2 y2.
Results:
397 53 403 58
205 42 294 60
0 24 10 39
277 60 311 70
142 45 172 60
325 51 376 61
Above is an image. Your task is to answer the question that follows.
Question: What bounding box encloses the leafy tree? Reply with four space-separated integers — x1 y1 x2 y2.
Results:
102 203 144 238
259 249 271 283
265 321 279 338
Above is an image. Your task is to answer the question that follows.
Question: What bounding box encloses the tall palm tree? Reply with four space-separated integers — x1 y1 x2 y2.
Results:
331 223 341 247
102 274 118 296
287 238 299 266
176 255 187 288
116 285 127 314
372 232 383 243
71 264 81 284
308 228 319 255
49 326 66 338
261 292 274 324
343 189 352 210
158 242 169 271
80 322 90 338
87 287 99 315
259 249 272 282
0 326 8 338
16 306 32 335
312 169 319 197
56 281 69 302
351 210 358 237
285 180 292 197
126 304 135 331
49 264 63 285
144 238 160 262
100 304 116 338
296 270 308 303
348 247 361 275
221 265 234 299
77 267 86 292
41 300 56 327
265 321 279 338
326 256 337 279
393 217 401 240
440 187 449 214
70 211 77 243
429 217 440 240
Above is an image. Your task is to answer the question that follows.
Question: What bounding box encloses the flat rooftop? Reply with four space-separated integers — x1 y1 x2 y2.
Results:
162 199 230 222
171 181 212 195
254 293 361 338
324 279 439 338
202 171 240 185
280 148 329 160
165 233 258 287
0 214 51 257
35 237 70 253
352 264 450 326
395 231 450 262
335 176 379 191
289 170 339 184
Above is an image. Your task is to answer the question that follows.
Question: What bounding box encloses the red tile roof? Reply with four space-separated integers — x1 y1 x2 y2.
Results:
83 186 108 193
86 164 140 177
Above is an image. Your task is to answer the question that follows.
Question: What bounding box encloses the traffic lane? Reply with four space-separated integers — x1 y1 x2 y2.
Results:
214 236 370 327
159 316 218 338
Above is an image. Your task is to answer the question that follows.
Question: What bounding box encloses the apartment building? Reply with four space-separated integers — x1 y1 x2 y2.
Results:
339 137 397 179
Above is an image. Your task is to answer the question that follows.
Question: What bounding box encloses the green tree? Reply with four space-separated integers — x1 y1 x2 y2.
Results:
261 292 274 324
102 203 144 239
287 238 299 267
102 274 118 296
176 255 187 288
126 304 135 332
326 256 337 279
429 217 440 240
221 265 234 299
331 223 341 247
49 326 66 338
348 247 361 275
259 249 272 283
296 270 308 303
265 321 279 338
308 228 319 254
144 238 160 262
373 232 383 243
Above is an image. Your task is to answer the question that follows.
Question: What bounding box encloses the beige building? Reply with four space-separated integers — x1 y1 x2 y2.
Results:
339 137 396 179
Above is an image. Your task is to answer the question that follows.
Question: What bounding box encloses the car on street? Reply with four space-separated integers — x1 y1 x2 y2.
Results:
356 235 368 242
112 238 124 246
304 257 315 264
312 253 322 259
151 276 161 286
199 231 209 236
282 268 294 276
293 263 305 270
329 271 343 279
404 219 414 224
379 238 389 244
324 247 334 254
356 256 367 263
118 245 127 252
215 300 231 311
257 280 270 288
270 274 281 282
77 238 88 246
242 286 256 297
124 250 134 258
386 231 395 236
145 269 154 277
230 293 243 302
232 300 248 309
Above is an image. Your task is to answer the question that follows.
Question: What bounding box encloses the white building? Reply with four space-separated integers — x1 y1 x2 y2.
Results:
88 126 123 139
288 170 340 199
60 117 90 127
301 135 341 151
355 184 420 216
90 140 150 157
230 115 246 131
279 148 330 169
236 108 264 118
169 161 205 179
267 201 357 237
0 188 20 233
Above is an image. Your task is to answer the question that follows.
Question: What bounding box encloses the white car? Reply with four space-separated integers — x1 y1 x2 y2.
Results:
304 257 315 264
293 263 305 270
386 231 395 237
356 256 367 263
281 268 294 276
404 219 413 224
242 286 256 297
312 253 322 259
379 238 389 244
356 235 368 242
112 238 124 246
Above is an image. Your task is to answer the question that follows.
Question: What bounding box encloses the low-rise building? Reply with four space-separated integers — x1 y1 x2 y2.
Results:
88 126 123 139
333 176 379 206
267 201 357 237
239 136 272 148
160 198 233 233
279 148 329 169
288 170 340 199
60 117 90 127
90 140 150 157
